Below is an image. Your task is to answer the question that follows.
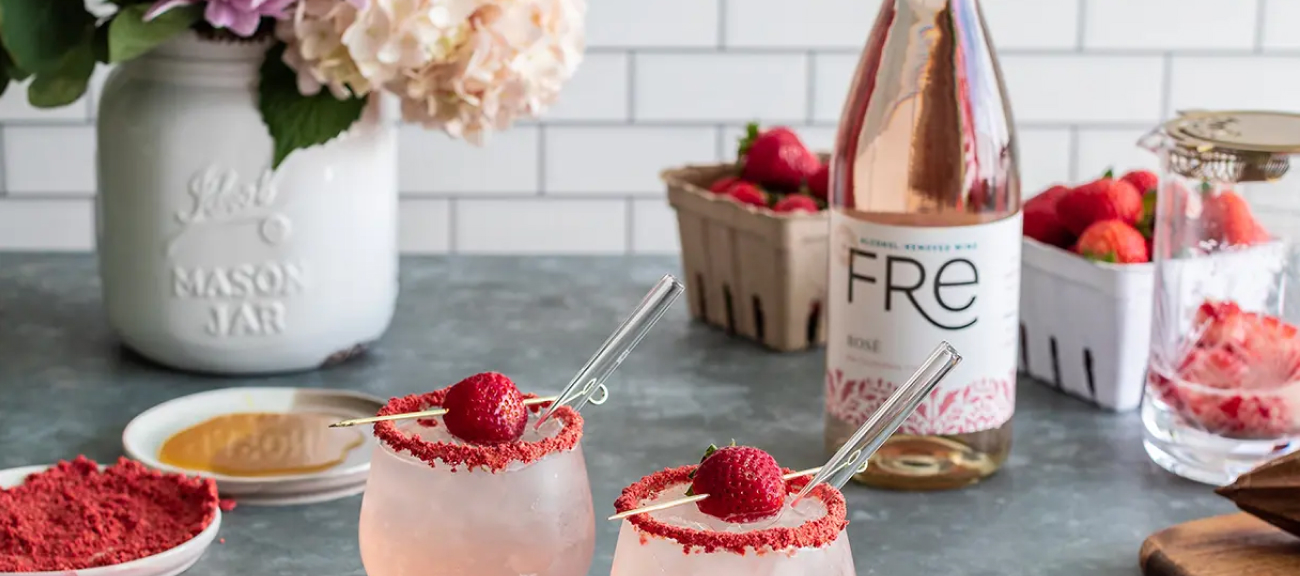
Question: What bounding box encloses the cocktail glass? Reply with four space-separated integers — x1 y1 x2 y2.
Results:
609 468 853 575
358 388 594 576
1139 111 1300 485
607 342 962 576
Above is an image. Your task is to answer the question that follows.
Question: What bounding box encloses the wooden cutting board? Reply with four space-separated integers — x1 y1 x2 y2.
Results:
1140 513 1300 576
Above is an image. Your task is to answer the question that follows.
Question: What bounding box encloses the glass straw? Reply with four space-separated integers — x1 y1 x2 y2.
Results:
796 341 963 500
536 274 685 427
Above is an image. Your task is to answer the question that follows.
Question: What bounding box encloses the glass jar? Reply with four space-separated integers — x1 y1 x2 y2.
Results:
1140 110 1300 485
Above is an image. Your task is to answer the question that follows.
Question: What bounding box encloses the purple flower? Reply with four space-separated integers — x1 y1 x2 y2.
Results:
145 0 297 38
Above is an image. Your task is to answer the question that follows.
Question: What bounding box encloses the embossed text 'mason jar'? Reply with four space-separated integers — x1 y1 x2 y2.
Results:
1141 110 1300 485
96 34 398 375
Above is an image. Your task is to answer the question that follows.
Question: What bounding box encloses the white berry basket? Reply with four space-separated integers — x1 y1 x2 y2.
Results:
1020 237 1288 412
1019 237 1155 411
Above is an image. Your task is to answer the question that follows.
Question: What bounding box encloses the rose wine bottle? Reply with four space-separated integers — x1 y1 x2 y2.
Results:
823 0 1020 491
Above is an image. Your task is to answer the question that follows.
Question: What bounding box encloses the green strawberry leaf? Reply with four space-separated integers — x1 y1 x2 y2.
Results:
107 3 201 63
738 122 760 159
1102 168 1114 179
258 43 366 170
1082 250 1118 263
1200 180 1213 195
0 0 96 74
1135 192 1158 240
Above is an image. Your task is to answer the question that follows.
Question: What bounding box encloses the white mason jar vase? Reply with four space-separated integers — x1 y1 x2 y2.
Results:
96 34 398 375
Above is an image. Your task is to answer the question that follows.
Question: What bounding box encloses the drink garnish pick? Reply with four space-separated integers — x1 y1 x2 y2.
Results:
331 274 684 430
535 274 684 428
329 396 558 428
607 341 961 521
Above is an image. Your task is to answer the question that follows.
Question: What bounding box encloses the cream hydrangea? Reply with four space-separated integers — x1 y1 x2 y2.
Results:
278 0 585 143
277 0 372 98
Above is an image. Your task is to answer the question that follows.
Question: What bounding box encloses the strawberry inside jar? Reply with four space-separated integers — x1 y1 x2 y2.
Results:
1150 300 1300 440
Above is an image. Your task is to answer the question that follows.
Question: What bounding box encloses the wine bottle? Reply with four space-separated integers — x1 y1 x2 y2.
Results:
823 0 1021 491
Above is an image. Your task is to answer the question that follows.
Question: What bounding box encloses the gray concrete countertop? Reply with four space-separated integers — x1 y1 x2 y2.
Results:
0 254 1234 576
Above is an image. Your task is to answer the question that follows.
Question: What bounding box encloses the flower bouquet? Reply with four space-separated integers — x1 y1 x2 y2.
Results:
0 0 585 165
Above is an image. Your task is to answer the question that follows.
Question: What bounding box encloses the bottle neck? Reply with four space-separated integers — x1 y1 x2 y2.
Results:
124 32 272 86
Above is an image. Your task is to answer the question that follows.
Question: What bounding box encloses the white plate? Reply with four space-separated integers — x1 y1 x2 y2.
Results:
0 464 221 576
123 387 384 506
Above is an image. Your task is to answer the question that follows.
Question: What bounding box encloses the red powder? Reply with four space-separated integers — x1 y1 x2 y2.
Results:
0 456 219 572
612 465 848 556
219 499 237 512
373 388 583 473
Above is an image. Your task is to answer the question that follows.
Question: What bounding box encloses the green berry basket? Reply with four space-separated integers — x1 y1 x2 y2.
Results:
660 161 828 352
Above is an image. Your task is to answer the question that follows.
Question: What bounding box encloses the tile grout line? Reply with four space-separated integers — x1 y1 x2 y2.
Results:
625 197 635 254
537 124 547 196
1254 0 1268 53
1067 126 1080 182
1159 52 1174 120
0 128 8 196
448 197 459 254
627 51 637 123
1074 0 1087 50
717 0 727 48
805 51 817 124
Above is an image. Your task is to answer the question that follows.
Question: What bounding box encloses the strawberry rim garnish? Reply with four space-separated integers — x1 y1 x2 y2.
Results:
613 465 847 556
373 387 583 473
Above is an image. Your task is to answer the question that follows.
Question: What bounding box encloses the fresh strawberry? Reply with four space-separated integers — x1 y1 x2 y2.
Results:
688 444 786 523
442 372 529 445
1057 175 1142 236
1022 185 1074 248
1202 190 1269 247
773 194 819 213
1120 169 1159 195
806 164 830 200
727 182 768 208
709 176 741 194
1075 219 1149 263
738 123 821 191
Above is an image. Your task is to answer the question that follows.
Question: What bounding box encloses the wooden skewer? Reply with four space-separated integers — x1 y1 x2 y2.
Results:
606 467 822 521
329 396 558 428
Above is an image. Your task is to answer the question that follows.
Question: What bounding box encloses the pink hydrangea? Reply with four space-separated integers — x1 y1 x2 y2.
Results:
146 0 298 38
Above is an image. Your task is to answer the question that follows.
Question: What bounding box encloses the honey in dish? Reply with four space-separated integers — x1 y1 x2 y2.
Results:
159 412 364 477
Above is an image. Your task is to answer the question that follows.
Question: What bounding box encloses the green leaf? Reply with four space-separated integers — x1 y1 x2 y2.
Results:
27 37 94 108
738 122 760 158
258 43 366 170
107 3 199 63
91 21 110 63
1135 191 1158 240
1102 168 1114 179
0 0 95 74
1082 250 1118 264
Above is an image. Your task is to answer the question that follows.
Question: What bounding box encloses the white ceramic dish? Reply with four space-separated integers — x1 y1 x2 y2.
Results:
0 464 221 576
122 387 384 506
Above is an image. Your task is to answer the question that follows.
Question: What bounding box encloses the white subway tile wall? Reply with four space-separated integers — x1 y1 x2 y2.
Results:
0 0 1287 253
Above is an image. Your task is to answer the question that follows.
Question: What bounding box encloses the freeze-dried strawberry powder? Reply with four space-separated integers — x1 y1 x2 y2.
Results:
0 456 219 572
613 465 847 556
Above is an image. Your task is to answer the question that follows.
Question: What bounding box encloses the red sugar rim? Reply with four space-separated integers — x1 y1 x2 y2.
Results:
373 387 583 473
613 465 848 555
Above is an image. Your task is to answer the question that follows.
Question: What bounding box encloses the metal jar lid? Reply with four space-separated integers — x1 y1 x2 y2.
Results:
1148 110 1300 183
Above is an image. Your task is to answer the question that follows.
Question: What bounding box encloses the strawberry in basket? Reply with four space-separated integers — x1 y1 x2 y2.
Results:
702 123 827 214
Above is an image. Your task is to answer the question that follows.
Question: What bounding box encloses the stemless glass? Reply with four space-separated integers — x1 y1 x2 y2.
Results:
609 468 853 576
1140 110 1300 485
359 388 595 576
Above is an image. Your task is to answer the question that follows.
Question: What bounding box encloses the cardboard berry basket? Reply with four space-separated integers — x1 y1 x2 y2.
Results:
1020 237 1287 412
661 162 827 352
